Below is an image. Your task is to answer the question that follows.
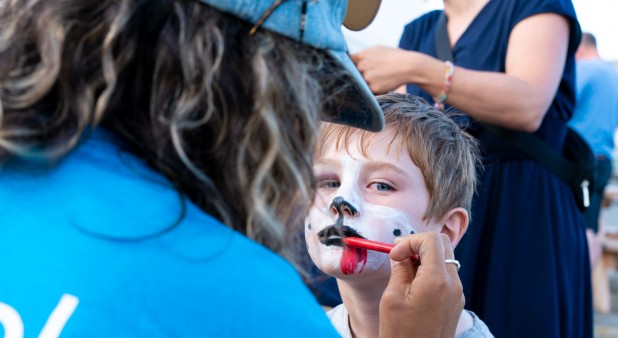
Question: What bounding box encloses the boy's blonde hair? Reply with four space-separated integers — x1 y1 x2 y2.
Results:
317 93 481 222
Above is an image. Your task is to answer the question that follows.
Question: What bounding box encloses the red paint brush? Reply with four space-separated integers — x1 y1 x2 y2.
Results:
343 237 421 263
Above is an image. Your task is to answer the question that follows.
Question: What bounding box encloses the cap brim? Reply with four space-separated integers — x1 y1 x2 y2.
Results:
344 0 382 31
321 51 384 132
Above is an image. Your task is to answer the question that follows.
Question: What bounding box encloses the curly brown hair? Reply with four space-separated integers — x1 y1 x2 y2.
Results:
0 0 344 258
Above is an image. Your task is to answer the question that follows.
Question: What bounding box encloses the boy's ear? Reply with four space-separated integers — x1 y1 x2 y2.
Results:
438 207 469 248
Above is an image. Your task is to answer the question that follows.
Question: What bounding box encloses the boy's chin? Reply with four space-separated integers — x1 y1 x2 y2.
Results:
313 256 344 275
332 269 391 282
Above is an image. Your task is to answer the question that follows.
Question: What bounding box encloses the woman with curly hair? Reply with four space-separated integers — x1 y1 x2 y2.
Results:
0 0 463 336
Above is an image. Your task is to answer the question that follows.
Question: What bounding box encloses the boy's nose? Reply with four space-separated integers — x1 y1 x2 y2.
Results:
330 196 358 218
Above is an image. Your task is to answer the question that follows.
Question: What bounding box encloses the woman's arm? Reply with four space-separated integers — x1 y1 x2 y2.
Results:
352 13 570 132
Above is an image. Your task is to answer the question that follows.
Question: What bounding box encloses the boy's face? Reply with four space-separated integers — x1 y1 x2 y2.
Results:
305 127 440 279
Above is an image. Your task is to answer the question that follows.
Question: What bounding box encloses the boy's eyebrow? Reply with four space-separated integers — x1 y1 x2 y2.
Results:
316 158 410 178
364 161 410 177
314 158 341 169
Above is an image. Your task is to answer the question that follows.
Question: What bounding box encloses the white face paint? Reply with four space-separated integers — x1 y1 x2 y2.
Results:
306 127 435 280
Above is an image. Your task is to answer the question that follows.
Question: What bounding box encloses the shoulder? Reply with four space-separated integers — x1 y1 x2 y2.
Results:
220 255 339 335
456 310 494 338
507 0 577 19
577 59 607 76
578 60 618 85
0 130 209 238
402 9 441 34
506 0 580 52
0 129 307 289
326 303 347 321
400 10 441 49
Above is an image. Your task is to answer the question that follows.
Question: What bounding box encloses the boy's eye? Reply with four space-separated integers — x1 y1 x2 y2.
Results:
321 180 341 189
370 182 394 192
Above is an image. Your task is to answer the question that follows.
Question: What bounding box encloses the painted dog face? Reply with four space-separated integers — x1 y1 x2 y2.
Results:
306 127 436 279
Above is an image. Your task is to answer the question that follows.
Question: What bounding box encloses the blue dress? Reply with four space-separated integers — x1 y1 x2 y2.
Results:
400 1 592 337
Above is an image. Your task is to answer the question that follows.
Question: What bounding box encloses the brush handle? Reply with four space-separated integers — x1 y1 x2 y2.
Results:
343 237 420 262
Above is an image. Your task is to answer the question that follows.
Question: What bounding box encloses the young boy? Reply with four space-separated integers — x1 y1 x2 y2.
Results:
305 93 493 337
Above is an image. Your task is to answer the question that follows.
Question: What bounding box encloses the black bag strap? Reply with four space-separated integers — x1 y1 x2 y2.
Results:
481 124 581 182
434 13 454 62
433 12 581 184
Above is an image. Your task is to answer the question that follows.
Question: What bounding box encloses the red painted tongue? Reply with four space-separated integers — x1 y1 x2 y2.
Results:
340 246 368 275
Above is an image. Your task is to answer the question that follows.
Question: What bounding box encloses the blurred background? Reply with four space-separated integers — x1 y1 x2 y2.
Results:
342 1 618 336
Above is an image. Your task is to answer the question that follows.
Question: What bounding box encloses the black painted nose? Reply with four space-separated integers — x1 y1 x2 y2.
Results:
330 196 358 217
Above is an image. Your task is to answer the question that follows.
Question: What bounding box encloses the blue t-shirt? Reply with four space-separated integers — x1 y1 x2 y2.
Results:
399 0 581 152
0 131 338 337
569 59 618 159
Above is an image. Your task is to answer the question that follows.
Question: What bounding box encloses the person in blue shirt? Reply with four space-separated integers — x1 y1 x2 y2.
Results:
570 32 618 234
0 0 465 337
351 0 591 337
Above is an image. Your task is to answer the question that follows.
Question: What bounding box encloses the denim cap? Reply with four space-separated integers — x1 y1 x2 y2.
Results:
199 0 384 132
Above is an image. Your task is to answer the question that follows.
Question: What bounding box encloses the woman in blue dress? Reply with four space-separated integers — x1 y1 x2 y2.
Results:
352 0 591 337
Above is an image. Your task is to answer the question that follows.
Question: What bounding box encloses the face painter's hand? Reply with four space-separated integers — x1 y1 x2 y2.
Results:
379 232 464 338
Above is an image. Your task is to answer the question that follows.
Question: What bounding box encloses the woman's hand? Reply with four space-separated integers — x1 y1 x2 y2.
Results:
351 46 419 94
379 232 464 338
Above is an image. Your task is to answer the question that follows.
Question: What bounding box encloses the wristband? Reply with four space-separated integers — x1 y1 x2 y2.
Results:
433 61 454 111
